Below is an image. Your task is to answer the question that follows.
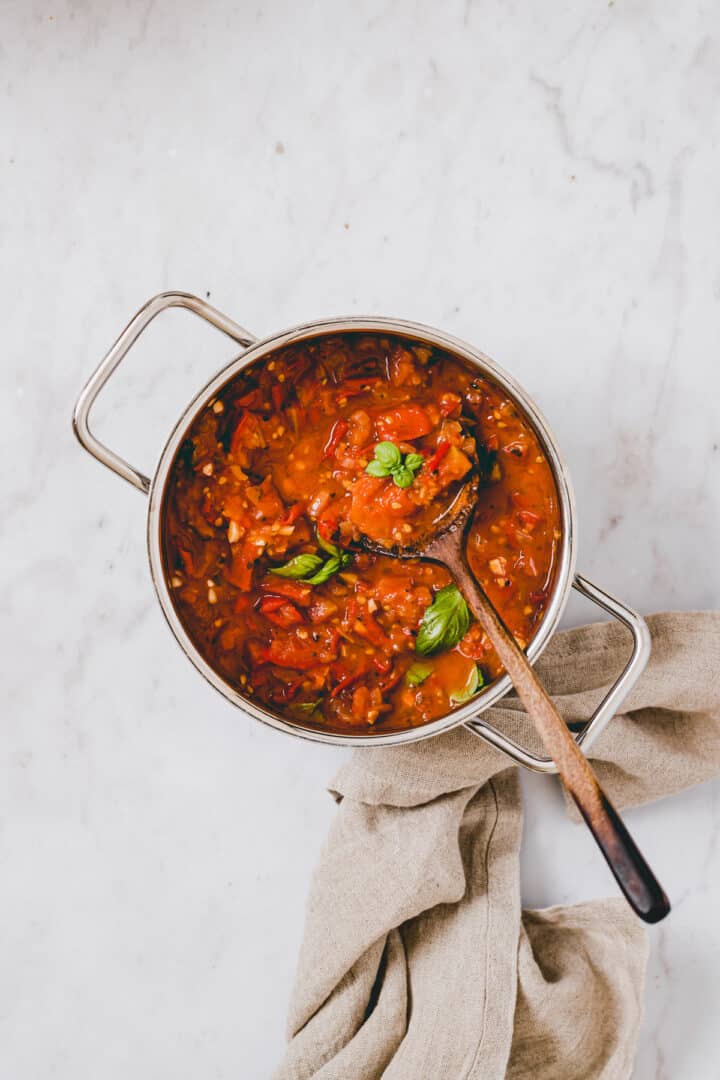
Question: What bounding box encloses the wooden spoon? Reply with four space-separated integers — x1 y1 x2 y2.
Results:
362 474 670 923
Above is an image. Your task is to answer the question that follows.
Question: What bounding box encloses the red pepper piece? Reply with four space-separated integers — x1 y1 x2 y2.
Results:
426 440 451 473
378 667 403 694
330 668 367 698
271 383 285 412
281 502 305 526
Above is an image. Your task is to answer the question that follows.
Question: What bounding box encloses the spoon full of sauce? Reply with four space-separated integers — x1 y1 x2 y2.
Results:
361 471 670 924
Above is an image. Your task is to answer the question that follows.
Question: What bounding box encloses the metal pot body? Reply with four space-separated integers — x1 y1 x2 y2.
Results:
73 293 651 771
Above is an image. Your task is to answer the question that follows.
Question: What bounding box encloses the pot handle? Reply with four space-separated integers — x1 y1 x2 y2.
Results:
72 292 257 494
464 574 652 773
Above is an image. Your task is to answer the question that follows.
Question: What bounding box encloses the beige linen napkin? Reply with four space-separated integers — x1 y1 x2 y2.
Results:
275 612 720 1080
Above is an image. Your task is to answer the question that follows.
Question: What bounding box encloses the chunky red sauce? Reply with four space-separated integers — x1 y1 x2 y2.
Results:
162 333 561 733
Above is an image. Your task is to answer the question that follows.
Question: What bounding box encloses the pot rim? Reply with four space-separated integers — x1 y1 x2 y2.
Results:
146 314 577 747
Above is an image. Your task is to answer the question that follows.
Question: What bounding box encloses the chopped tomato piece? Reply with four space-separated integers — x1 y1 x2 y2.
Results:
281 502 305 525
375 404 432 442
230 412 266 456
259 598 305 627
388 345 418 387
309 597 339 622
439 392 462 418
323 419 349 458
259 578 313 605
234 388 264 410
264 627 339 670
257 595 286 613
225 541 259 590
348 475 415 543
435 445 473 487
517 509 542 532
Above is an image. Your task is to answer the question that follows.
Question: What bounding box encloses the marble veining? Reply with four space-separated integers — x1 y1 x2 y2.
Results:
2 1 719 1077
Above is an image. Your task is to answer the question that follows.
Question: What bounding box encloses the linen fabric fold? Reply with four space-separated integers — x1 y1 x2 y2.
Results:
275 612 720 1079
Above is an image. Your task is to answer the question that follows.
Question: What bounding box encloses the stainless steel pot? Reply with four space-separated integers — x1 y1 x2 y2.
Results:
73 292 651 771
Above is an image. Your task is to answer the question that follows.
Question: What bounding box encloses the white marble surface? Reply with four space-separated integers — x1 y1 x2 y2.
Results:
2 1 719 1077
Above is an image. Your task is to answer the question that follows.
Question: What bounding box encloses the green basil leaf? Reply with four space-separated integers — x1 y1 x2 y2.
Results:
317 530 341 557
450 664 485 705
366 459 392 478
405 662 433 688
270 553 324 579
303 555 342 585
375 441 402 469
404 452 425 472
392 465 414 488
294 699 322 713
415 584 471 656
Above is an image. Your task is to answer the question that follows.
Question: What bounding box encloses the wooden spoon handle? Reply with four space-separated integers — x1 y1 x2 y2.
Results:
443 546 670 923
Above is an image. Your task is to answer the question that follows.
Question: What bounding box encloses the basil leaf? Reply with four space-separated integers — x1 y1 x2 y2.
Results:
294 699 322 713
375 441 402 469
392 465 414 488
366 459 392 478
415 584 471 656
303 555 342 585
404 452 425 472
450 664 485 705
406 662 433 687
270 553 324 579
317 531 341 557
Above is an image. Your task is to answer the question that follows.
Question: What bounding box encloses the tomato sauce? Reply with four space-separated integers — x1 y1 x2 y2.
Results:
162 333 561 733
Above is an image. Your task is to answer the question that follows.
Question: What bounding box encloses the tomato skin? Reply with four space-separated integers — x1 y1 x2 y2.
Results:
375 405 432 442
323 420 349 458
259 578 313 605
259 598 305 628
230 412 265 455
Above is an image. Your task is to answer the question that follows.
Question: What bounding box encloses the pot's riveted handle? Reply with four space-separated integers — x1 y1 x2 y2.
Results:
464 575 652 773
72 292 257 494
